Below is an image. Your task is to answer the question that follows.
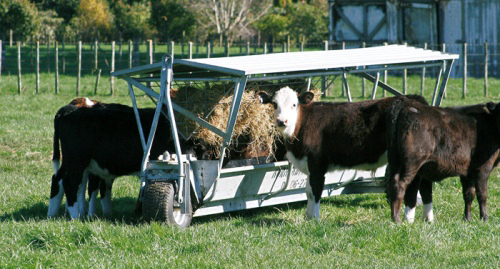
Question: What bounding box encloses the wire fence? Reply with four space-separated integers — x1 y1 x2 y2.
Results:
0 40 498 97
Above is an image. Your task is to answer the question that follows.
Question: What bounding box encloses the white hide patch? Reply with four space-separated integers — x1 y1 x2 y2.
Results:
423 203 434 222
47 179 64 217
344 151 388 172
404 206 416 223
305 179 320 220
53 160 60 173
286 152 309 175
84 97 95 107
87 159 117 185
272 87 299 139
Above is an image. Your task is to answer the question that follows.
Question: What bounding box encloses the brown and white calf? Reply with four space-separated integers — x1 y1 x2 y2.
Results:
386 96 500 223
258 87 427 220
48 102 194 219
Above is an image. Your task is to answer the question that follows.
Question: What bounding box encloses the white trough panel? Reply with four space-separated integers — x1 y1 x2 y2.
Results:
193 161 386 217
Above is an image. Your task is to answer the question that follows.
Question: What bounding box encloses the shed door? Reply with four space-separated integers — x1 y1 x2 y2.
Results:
401 3 438 44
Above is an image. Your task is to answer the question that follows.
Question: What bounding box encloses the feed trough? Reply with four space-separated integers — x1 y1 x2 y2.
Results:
112 45 459 227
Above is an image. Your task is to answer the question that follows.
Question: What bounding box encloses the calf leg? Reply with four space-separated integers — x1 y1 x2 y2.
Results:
87 174 101 218
100 178 114 217
419 179 434 222
403 176 421 223
475 174 489 221
387 167 417 224
63 169 87 219
48 170 65 218
460 176 476 221
305 168 326 221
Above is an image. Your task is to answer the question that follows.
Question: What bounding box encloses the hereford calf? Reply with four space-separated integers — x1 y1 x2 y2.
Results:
258 87 427 220
386 96 499 223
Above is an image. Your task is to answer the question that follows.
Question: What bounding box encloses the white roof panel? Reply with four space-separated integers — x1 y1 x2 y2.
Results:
112 45 459 77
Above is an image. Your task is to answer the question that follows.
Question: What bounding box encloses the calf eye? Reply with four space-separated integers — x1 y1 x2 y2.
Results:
292 104 297 108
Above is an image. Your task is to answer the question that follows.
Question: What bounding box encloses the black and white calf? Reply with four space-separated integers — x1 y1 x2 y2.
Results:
48 103 189 219
258 87 427 220
51 98 105 217
386 96 500 223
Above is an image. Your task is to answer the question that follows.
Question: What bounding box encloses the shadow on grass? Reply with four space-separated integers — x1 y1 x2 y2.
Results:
320 194 386 209
1 194 385 227
0 197 143 224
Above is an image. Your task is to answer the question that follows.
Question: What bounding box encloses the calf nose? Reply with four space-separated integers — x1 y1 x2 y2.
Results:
277 119 286 127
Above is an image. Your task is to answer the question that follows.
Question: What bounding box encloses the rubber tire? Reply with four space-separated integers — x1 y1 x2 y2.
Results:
142 181 192 228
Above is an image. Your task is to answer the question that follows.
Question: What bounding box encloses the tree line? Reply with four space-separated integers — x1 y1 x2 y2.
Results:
0 0 329 45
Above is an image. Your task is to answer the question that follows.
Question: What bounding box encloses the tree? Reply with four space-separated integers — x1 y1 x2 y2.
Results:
188 0 273 43
253 10 289 44
149 0 196 41
74 0 114 40
112 0 154 40
286 3 328 44
37 10 64 41
33 0 80 24
0 0 39 40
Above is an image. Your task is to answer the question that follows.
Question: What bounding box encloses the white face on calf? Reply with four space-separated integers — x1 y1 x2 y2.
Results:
272 87 300 139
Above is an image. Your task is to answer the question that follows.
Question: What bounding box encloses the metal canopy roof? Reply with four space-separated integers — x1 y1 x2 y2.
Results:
111 44 459 78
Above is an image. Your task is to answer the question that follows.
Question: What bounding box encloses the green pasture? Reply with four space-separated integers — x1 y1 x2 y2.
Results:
0 75 499 268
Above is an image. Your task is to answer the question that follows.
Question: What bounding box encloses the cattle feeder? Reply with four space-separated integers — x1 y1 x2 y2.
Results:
112 45 459 227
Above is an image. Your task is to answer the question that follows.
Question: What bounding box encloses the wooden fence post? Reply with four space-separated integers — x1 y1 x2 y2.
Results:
421 43 427 96
111 41 115 95
442 43 446 98
225 41 230 57
246 41 250 55
148 39 153 63
239 36 243 54
10 30 13 47
95 40 98 72
484 42 488 97
362 42 366 97
300 42 304 52
188 42 193 59
264 42 267 54
129 40 132 68
402 42 407 95
55 41 59 94
0 40 2 79
170 41 175 58
383 43 387 97
341 41 346 97
62 38 65 74
94 69 101 95
76 41 81 96
206 42 211 58
17 41 22 94
322 41 328 97
36 41 39 94
46 38 50 74
462 42 467 98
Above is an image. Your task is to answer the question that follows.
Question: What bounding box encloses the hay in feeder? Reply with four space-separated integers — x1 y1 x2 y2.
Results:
172 81 322 159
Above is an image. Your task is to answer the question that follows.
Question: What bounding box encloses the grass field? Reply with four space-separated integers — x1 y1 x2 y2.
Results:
0 75 499 268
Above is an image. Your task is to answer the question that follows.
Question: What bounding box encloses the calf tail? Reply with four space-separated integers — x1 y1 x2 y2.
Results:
385 96 408 190
52 113 61 173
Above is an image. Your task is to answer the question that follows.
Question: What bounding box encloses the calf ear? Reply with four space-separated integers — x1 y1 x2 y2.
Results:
256 91 272 104
299 91 314 105
486 102 497 113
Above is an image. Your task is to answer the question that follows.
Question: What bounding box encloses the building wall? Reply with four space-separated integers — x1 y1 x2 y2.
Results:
329 0 499 77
